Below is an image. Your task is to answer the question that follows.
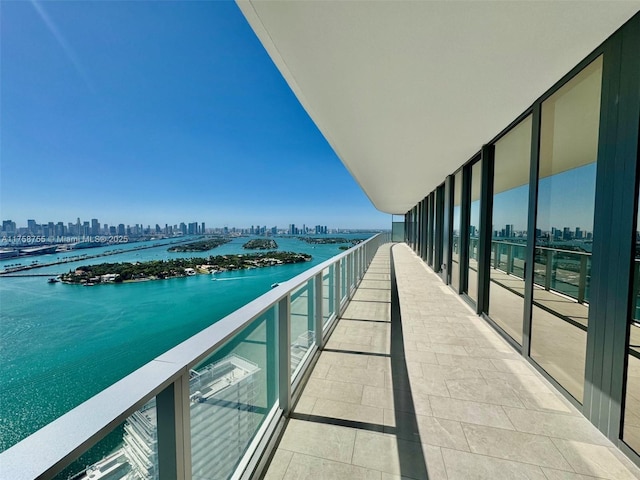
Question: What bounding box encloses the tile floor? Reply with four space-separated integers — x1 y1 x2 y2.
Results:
262 243 640 479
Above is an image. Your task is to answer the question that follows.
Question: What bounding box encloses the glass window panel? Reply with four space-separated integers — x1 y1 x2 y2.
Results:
488 116 532 345
451 170 463 291
467 160 482 302
530 56 603 403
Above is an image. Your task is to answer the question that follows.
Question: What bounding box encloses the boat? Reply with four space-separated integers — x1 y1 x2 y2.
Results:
47 278 59 284
271 283 279 288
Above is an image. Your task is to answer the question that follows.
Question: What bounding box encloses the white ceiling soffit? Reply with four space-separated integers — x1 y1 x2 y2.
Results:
237 1 640 214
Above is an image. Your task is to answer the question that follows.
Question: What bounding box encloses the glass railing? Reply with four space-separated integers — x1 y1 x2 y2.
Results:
0 233 390 480
533 246 591 303
489 240 592 305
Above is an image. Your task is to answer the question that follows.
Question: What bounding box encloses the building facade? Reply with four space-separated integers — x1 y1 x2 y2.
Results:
405 13 640 462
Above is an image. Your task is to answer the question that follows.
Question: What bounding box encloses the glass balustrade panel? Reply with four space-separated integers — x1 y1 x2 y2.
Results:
54 419 139 479
290 280 315 380
323 266 334 325
190 306 277 479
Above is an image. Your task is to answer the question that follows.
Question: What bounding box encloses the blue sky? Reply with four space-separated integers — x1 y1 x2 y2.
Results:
0 1 390 230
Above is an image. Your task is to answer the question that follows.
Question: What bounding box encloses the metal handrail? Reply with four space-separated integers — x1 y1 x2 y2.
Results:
0 232 390 480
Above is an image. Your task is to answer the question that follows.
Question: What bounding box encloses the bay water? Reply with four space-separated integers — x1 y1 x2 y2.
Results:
0 235 366 451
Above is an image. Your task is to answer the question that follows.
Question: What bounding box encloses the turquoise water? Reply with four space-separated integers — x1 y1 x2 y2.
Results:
0 235 366 451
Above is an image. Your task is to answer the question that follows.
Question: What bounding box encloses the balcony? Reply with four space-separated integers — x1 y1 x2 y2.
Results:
2 236 640 479
262 243 640 479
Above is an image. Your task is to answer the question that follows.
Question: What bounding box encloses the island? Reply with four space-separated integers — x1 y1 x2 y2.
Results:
299 237 365 245
59 251 312 285
167 238 230 252
243 239 278 250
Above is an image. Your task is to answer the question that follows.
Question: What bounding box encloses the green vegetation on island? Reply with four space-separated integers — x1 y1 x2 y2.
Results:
167 238 230 252
243 239 278 250
60 251 312 285
299 237 365 245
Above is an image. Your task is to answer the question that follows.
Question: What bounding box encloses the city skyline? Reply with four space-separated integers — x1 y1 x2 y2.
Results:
0 2 390 230
1 216 375 238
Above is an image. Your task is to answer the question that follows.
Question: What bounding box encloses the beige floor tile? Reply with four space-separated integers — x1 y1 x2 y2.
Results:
441 447 547 479
550 439 639 480
337 342 390 355
491 358 538 375
384 409 470 451
428 334 479 346
311 397 384 425
541 468 610 480
516 390 574 414
503 407 610 446
361 385 415 412
316 350 370 368
445 377 525 407
352 430 447 479
263 449 294 480
278 419 356 464
464 345 521 359
436 353 498 371
462 423 572 470
325 364 386 387
303 377 364 404
429 395 515 430
422 363 483 382
353 289 391 302
294 393 318 414
282 452 381 480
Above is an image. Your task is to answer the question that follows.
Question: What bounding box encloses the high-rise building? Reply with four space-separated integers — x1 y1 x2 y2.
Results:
81 355 260 480
91 219 100 236
2 220 16 234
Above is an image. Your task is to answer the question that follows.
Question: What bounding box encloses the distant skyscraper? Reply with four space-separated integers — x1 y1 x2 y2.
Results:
505 224 513 238
91 219 100 236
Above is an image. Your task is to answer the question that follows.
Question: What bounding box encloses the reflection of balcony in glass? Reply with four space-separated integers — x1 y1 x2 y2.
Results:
291 331 314 374
81 355 260 480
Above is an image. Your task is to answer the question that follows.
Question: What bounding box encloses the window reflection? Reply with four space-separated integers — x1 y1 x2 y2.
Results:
488 116 531 345
530 56 603 403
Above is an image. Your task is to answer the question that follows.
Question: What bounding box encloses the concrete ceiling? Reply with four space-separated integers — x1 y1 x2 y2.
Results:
237 1 640 214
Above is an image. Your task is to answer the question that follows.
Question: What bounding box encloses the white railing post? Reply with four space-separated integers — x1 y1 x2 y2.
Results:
334 261 342 314
314 272 324 350
156 373 191 480
578 255 588 303
278 295 291 415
